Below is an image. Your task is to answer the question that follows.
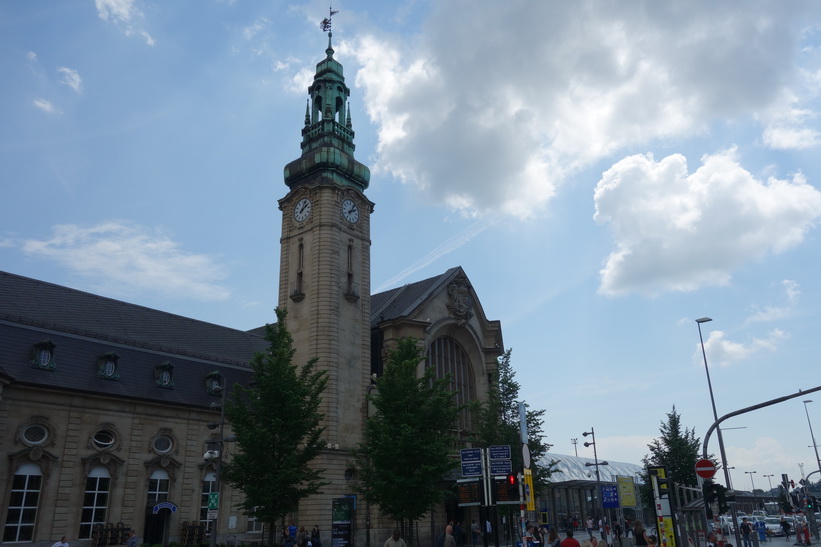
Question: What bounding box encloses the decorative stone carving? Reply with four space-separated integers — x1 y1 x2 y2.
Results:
447 278 474 326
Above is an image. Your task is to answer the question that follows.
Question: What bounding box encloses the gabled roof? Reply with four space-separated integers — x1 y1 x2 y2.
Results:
371 266 464 325
0 270 268 365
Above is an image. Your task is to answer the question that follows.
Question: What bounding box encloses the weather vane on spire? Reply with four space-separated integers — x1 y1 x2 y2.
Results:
320 6 339 33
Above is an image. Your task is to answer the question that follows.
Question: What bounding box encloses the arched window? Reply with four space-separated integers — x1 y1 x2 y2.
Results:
426 337 476 438
147 469 170 502
199 471 217 523
3 463 42 542
79 467 111 538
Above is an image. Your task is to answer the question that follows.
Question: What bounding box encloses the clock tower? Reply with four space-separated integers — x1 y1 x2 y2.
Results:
278 27 373 519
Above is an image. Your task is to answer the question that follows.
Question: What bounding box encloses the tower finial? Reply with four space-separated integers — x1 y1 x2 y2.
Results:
320 6 339 56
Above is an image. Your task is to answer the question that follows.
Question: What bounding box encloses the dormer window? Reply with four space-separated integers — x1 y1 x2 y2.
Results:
205 371 224 396
31 340 57 370
97 352 120 380
155 362 174 389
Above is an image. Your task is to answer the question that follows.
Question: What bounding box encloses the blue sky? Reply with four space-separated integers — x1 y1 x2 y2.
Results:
3 0 821 492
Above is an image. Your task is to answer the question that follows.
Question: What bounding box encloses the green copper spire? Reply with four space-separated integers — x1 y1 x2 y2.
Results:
283 9 369 191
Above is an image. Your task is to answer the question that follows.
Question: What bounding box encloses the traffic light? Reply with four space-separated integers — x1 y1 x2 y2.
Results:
703 480 716 519
507 473 519 500
716 484 729 514
807 496 814 511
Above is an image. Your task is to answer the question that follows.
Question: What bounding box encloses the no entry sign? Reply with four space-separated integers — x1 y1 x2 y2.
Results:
695 458 717 479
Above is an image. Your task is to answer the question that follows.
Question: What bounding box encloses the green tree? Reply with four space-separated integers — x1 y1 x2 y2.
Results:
472 349 553 491
353 338 461 540
639 405 703 506
221 308 329 544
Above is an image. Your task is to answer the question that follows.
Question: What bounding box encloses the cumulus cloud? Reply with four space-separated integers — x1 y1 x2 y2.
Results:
694 329 786 368
95 0 155 46
745 280 801 323
593 149 821 296
32 98 58 114
346 0 818 218
21 222 231 301
57 67 82 93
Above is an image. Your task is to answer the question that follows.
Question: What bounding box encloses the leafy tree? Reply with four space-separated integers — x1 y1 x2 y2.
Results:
221 308 329 544
353 337 461 541
472 349 553 491
639 405 703 506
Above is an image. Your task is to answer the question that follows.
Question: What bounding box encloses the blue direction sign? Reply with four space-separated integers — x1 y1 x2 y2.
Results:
460 448 482 463
462 461 483 477
489 445 511 460
601 484 619 508
490 459 512 475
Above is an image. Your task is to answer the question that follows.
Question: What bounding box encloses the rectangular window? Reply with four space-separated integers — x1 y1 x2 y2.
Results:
148 478 169 502
247 508 263 533
3 472 41 542
79 476 110 538
199 477 216 523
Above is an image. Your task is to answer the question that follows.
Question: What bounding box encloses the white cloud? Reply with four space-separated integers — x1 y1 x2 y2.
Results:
95 0 154 46
21 222 231 301
32 98 58 114
695 329 786 368
26 51 37 62
346 1 818 219
95 0 136 23
57 67 83 93
745 280 801 323
594 149 821 296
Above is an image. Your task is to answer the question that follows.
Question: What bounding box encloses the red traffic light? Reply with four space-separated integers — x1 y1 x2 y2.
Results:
507 474 517 485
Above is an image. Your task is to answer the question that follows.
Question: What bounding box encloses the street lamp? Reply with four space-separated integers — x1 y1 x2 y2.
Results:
745 471 757 509
696 317 739 545
803 400 821 478
763 474 774 492
207 382 237 547
583 427 609 537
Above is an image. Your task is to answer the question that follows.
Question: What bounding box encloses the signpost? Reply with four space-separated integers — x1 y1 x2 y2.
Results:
695 459 717 479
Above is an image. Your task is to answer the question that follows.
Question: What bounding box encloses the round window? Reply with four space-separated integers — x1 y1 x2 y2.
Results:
93 429 117 450
153 435 173 454
23 424 48 445
344 468 356 482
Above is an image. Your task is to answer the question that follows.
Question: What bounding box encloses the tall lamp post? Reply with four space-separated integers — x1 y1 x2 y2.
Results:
696 318 739 545
206 381 236 547
745 471 757 509
583 428 609 537
763 474 774 492
802 400 821 540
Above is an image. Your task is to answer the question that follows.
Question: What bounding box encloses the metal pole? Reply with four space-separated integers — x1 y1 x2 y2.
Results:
802 400 821 540
696 318 740 547
210 385 226 547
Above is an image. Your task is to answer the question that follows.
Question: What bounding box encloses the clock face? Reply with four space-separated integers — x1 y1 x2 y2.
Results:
294 198 312 222
341 199 359 223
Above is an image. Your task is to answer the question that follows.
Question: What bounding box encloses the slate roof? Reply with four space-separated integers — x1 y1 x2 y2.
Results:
371 266 462 325
0 270 265 408
0 271 268 365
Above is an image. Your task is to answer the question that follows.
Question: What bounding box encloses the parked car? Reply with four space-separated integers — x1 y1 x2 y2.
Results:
763 518 783 537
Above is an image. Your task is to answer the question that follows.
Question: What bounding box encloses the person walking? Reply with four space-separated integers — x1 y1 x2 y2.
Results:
384 529 406 547
561 530 581 547
780 517 791 541
126 530 138 547
739 518 753 547
311 525 322 547
471 520 481 546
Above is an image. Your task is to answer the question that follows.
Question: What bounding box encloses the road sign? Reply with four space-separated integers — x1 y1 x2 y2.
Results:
207 510 218 520
489 445 511 460
695 459 716 479
462 461 483 477
490 459 512 475
208 492 220 510
461 448 482 462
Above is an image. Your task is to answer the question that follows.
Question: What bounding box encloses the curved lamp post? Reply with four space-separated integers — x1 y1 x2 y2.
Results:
583 428 609 537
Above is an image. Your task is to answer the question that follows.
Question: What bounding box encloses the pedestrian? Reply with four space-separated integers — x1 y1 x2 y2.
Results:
561 530 581 547
444 525 456 547
384 529 406 547
311 525 322 547
127 530 139 547
587 518 595 539
52 536 69 547
297 526 310 547
740 518 753 547
780 517 791 541
454 521 464 547
646 537 657 547
634 523 648 547
471 520 481 546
